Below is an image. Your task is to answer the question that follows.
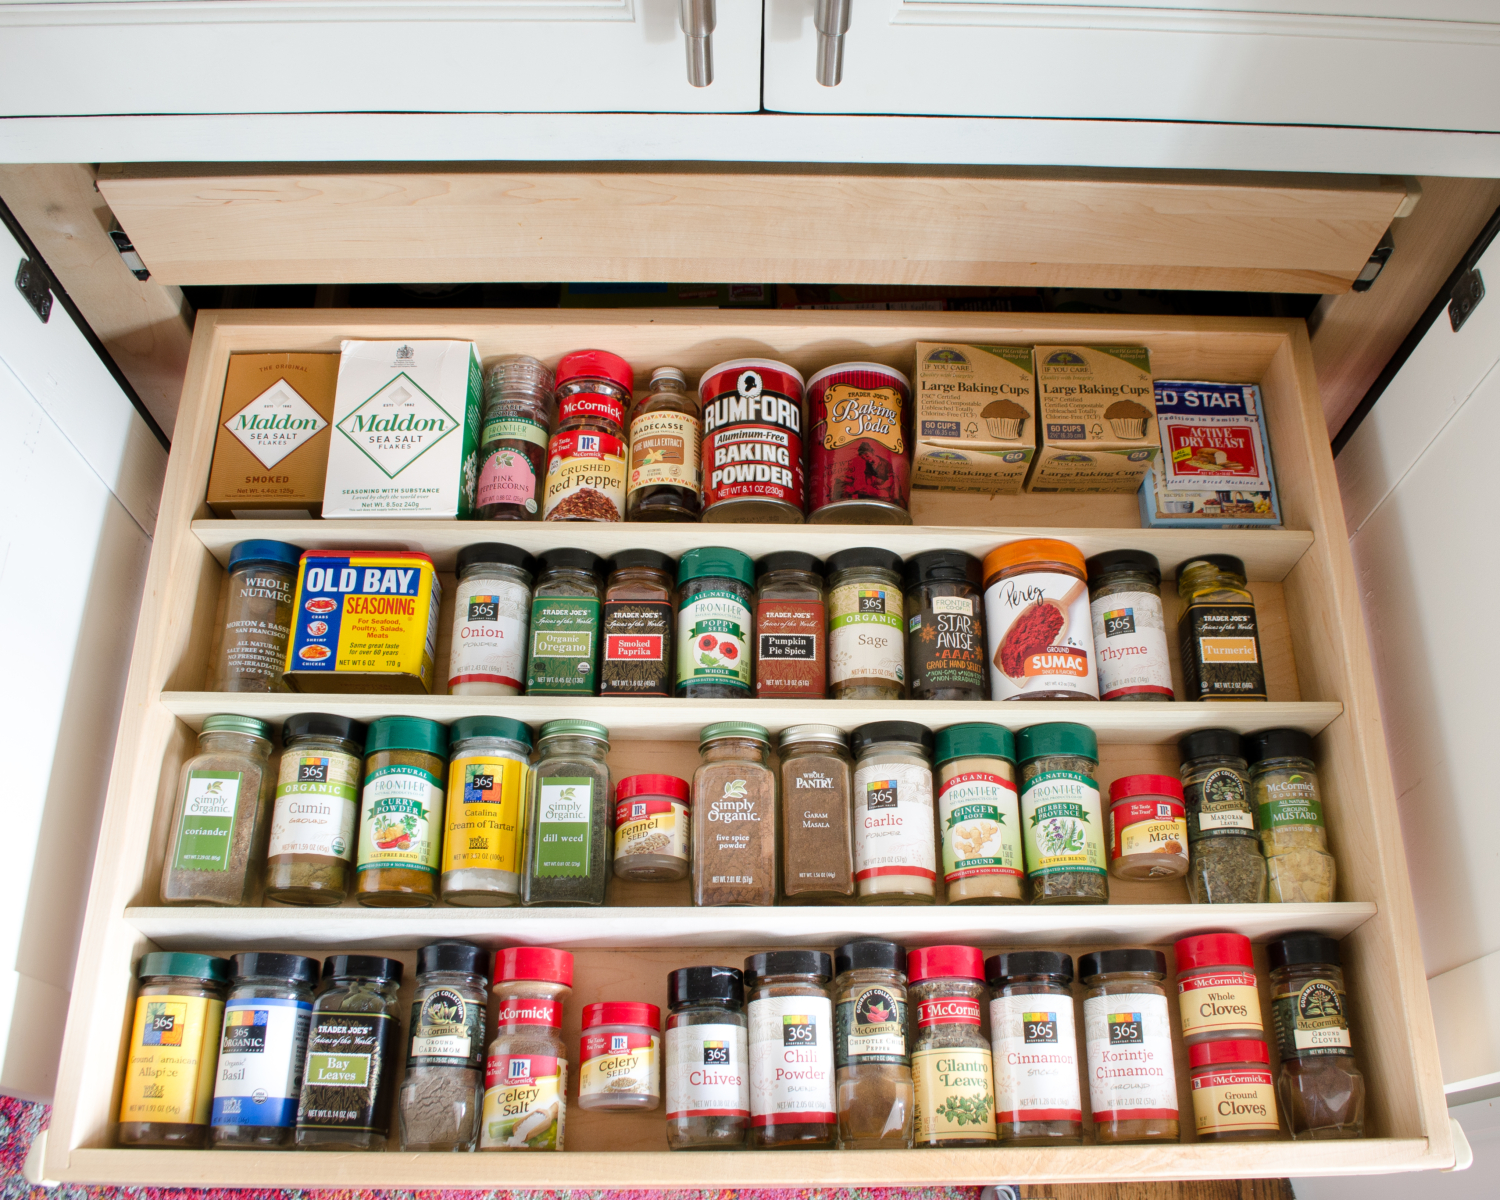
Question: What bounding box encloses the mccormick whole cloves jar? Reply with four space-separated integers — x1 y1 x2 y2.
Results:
542 350 632 522
627 366 702 521
983 539 1098 701
1174 932 1264 1046
806 361 913 524
905 549 987 701
698 358 807 523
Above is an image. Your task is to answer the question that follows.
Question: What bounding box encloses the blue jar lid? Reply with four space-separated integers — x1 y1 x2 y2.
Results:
228 539 302 572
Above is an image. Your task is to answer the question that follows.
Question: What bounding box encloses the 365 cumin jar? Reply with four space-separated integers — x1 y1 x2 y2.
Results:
265 713 367 907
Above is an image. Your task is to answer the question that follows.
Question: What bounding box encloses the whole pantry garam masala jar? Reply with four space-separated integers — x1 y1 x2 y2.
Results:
355 716 449 907
806 361 912 524
983 539 1098 701
778 724 855 903
543 349 632 522
698 358 807 522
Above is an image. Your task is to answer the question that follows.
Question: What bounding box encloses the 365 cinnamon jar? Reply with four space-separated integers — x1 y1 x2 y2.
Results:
982 539 1098 701
542 349 632 522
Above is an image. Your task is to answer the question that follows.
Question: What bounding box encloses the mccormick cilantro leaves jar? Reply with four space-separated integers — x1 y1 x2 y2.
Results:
676 547 754 699
983 539 1098 701
699 358 807 523
543 349 631 522
1015 722 1108 903
1086 549 1174 701
908 945 997 1148
806 361 912 524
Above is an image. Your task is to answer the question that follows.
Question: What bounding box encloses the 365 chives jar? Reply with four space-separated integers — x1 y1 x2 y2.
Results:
1245 728 1337 904
627 366 702 522
934 722 1023 904
211 952 319 1149
600 549 676 697
744 950 837 1149
207 539 299 692
448 542 536 695
833 938 913 1150
665 965 749 1150
1085 549 1174 701
522 720 612 907
676 547 755 699
441 715 532 907
579 1002 662 1111
526 548 603 696
476 354 553 521
753 552 827 699
908 945 997 1148
693 722 778 907
266 712 367 907
1267 934 1365 1140
698 358 807 524
851 721 936 905
614 773 691 883
985 951 1082 1145
355 717 448 908
1080 949 1179 1145
778 724 855 903
983 539 1098 702
1179 728 1267 905
118 952 230 1148
1174 933 1263 1046
398 940 488 1151
806 361 913 524
542 349 632 522
1177 554 1267 701
1190 1040 1280 1141
827 547 906 699
481 947 573 1151
1107 773 1189 881
160 714 276 907
905 550 987 701
1015 722 1108 904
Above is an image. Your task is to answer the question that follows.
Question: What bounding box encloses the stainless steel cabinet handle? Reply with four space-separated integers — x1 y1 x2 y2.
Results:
814 0 852 87
679 0 716 87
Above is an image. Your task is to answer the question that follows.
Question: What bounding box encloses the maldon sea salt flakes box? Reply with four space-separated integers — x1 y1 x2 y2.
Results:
323 339 483 519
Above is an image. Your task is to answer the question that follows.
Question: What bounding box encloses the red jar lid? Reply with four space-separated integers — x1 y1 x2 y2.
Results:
494 946 573 987
556 349 634 396
1189 1038 1270 1068
1110 773 1185 802
907 945 985 983
582 1001 661 1030
616 774 690 802
1174 932 1254 972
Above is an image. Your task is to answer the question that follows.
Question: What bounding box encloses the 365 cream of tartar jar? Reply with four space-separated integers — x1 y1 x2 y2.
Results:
578 1002 661 1111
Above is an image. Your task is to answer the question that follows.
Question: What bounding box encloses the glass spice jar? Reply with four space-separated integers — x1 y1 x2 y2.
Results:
908 945 997 1148
753 552 827 699
676 546 755 699
1179 728 1268 904
665 965 749 1150
1085 549 1174 702
905 550 987 701
778 724 855 903
526 548 603 696
448 542 536 695
599 549 676 698
1189 1039 1281 1142
476 354 553 521
613 773 691 883
481 947 573 1151
1245 728 1337 904
1107 774 1189 882
627 365 702 521
399 940 489 1151
578 1002 662 1111
1267 933 1365 1140
160 714 276 906
985 951 1082 1145
745 950 837 1149
851 721 937 905
355 717 449 908
982 539 1098 702
210 951 319 1149
1177 554 1268 702
522 720 613 906
692 722 778 907
1174 932 1264 1046
265 713 366 907
1080 949 1180 1145
1015 722 1108 904
934 722 1024 905
833 938 914 1150
296 955 404 1151
542 349 632 522
827 547 907 699
441 716 533 907
118 952 230 1148
206 539 299 692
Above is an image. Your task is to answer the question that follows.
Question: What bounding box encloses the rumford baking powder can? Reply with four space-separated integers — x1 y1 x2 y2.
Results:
807 362 912 524
698 358 807 523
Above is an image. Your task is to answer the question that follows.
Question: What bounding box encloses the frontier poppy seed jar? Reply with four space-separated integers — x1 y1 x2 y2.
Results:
698 358 807 523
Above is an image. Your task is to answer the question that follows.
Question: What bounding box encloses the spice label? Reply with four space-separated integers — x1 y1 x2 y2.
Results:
580 1031 660 1101
225 378 329 469
269 751 360 862
700 772 774 899
1110 799 1188 861
990 994 1082 1124
120 994 224 1127
754 599 826 697
748 995 836 1126
829 582 905 686
853 761 936 883
665 1022 749 1119
495 997 563 1028
442 755 527 875
1191 1067 1278 1135
784 758 853 895
526 597 600 693
908 595 986 695
917 997 983 1027
211 996 312 1128
1019 770 1107 880
542 430 626 521
220 567 294 685
600 600 673 696
481 1053 565 1150
1083 992 1178 1122
938 770 1023 884
912 1046 997 1143
1178 971 1262 1038
836 986 909 1068
700 362 806 514
449 574 530 689
408 988 485 1071
477 440 543 513
297 1011 397 1132
1272 978 1354 1058
173 771 242 872
560 390 626 426
1258 771 1325 831
356 764 443 875
614 798 689 864
1090 589 1173 700
1180 601 1266 700
534 777 593 877
1185 767 1256 841
629 410 701 495
677 590 753 692
985 569 1098 700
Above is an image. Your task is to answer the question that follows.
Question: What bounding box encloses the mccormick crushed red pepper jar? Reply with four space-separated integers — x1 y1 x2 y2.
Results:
698 358 807 523
542 350 632 522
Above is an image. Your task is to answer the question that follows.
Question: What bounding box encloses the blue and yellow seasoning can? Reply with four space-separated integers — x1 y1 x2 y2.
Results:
285 550 441 693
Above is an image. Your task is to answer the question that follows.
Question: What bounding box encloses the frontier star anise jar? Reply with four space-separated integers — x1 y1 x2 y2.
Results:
982 539 1098 701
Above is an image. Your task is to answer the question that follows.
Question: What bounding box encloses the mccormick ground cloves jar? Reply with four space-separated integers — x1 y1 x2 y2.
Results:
1107 773 1189 882
265 712 366 907
1085 549 1174 701
985 951 1082 1145
600 549 675 697
448 542 536 695
613 773 691 883
753 552 827 699
543 349 632 522
1190 1039 1281 1142
476 354 553 520
1179 728 1268 904
579 1002 662 1111
744 950 837 1148
355 717 448 908
983 539 1098 701
699 358 807 523
481 947 572 1151
778 724 855 903
905 550 987 700
1266 933 1365 1140
806 361 912 524
1245 728 1337 904
851 721 936 905
676 547 754 699
627 366 702 521
908 945 997 1148
1177 554 1267 701
665 965 748 1150
208 539 299 692
934 722 1023 904
522 720 612 907
692 722 778 907
1015 722 1108 904
526 548 603 696
833 938 913 1149
827 547 906 699
441 716 532 906
1080 949 1179 1145
1174 932 1263 1046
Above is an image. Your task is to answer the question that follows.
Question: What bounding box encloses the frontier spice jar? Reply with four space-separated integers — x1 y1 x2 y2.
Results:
983 539 1098 701
355 717 448 907
806 361 912 524
744 950 837 1148
1177 554 1267 701
482 947 573 1151
908 945 997 1148
699 358 807 523
693 722 778 907
676 547 755 698
1080 949 1179 1144
1015 722 1108 904
542 349 632 522
985 951 1082 1145
851 721 937 904
934 723 1023 904
827 547 907 699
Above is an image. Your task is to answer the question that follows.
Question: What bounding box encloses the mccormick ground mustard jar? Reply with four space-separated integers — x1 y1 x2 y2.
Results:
699 358 807 523
983 540 1098 701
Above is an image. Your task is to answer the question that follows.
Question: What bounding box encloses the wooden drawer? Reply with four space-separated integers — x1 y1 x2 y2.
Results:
44 308 1451 1186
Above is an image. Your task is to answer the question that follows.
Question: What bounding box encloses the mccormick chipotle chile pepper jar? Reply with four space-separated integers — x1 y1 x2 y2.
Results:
698 358 807 522
806 361 913 524
542 350 632 522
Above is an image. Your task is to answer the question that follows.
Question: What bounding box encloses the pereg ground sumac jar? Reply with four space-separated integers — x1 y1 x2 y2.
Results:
542 350 631 522
905 550 986 701
983 538 1097 701
699 358 807 523
806 361 912 524
676 547 754 699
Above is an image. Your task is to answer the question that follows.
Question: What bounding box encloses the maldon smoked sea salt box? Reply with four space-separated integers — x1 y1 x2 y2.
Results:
911 342 1036 494
1027 345 1158 493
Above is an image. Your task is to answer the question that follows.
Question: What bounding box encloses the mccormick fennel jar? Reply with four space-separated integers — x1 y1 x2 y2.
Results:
806 361 912 524
698 358 807 523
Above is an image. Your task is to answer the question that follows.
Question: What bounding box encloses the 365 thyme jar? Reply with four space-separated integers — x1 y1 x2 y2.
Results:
1080 949 1179 1145
851 721 936 905
1177 554 1267 702
834 938 913 1150
1179 727 1267 905
985 951 1081 1145
441 716 532 907
665 965 748 1150
522 720 612 906
905 550 986 700
1085 549 1173 701
1245 728 1336 903
827 547 907 699
744 950 837 1149
908 945 997 1148
355 716 448 908
265 712 366 907
1015 722 1108 903
676 547 755 698
399 940 488 1151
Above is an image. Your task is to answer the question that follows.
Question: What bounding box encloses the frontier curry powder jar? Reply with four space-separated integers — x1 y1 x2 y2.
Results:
355 717 449 907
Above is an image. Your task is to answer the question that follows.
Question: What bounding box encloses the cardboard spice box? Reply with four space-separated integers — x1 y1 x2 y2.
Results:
911 342 1036 494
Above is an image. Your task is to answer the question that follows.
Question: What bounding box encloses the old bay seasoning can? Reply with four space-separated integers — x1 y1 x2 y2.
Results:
698 358 807 523
807 362 912 524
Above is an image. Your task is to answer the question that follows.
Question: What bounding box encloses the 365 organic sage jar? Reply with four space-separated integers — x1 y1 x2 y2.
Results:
1015 722 1108 904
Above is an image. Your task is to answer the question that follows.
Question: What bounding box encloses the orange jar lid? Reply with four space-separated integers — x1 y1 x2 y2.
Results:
982 538 1086 584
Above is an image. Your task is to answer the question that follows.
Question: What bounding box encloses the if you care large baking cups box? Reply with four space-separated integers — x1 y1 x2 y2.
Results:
1027 345 1158 493
323 340 483 518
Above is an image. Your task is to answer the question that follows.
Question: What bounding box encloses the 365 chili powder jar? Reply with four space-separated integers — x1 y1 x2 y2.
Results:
982 539 1098 701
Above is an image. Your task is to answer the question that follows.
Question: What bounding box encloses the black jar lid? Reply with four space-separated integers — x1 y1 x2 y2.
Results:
282 712 367 745
610 548 676 575
668 965 745 1009
416 940 489 978
985 951 1074 988
1267 932 1342 972
757 551 824 577
1084 548 1161 585
825 546 903 576
456 542 538 577
1181 553 1246 578
904 549 982 590
851 720 934 757
230 951 320 988
322 954 404 985
538 547 603 575
1243 727 1314 764
1078 948 1166 980
1178 727 1245 762
835 938 907 976
744 950 833 987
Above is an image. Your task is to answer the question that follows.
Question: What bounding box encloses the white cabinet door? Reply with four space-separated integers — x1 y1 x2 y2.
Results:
0 0 761 115
764 0 1500 131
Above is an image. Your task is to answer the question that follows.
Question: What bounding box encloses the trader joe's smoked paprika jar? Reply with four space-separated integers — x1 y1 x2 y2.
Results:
983 539 1098 701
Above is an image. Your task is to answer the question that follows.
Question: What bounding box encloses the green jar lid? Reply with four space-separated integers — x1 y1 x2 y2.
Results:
678 546 754 588
1015 721 1098 764
449 715 533 749
138 951 230 984
538 719 610 744
700 721 771 747
365 716 449 758
201 714 270 739
934 722 1016 766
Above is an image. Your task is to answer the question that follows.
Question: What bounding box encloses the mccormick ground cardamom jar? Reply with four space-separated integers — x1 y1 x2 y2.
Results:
207 539 299 692
481 947 573 1151
1178 728 1268 904
627 366 702 521
522 720 612 907
266 713 367 907
833 938 913 1150
908 945 997 1148
1177 554 1267 701
1085 548 1174 701
675 547 754 699
441 716 533 906
698 358 807 523
827 547 906 699
448 542 536 695
1015 722 1108 904
934 722 1023 904
851 721 936 905
985 951 1082 1145
744 950 837 1148
778 724 855 903
542 349 632 522
665 965 748 1150
905 549 987 700
753 552 827 699
398 940 489 1151
1245 728 1337 903
692 722 778 907
476 354 553 520
525 548 603 696
983 538 1098 701
600 549 675 697
806 361 913 525
1080 949 1179 1145
355 717 448 907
